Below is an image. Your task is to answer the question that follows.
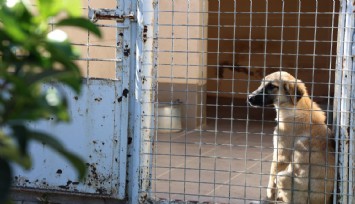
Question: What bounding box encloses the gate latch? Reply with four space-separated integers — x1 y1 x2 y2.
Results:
89 8 135 23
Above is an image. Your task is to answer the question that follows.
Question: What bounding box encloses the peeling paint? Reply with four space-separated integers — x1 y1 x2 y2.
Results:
83 162 117 195
89 8 135 23
94 97 102 102
124 45 130 57
142 76 147 84
143 25 148 43
117 89 129 102
13 80 122 198
123 89 129 97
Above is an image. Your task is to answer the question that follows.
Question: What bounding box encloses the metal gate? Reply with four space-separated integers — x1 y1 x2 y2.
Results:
12 0 155 203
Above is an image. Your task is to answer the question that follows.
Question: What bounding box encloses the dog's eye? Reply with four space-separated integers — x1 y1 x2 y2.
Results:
268 83 278 89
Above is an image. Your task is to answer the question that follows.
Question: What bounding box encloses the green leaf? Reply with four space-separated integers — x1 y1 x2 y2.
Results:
37 0 82 18
25 70 73 84
29 131 86 180
0 0 101 201
0 10 27 42
0 158 12 204
0 132 31 169
45 41 79 62
61 0 82 17
0 145 31 169
11 124 28 155
56 17 102 38
43 42 82 93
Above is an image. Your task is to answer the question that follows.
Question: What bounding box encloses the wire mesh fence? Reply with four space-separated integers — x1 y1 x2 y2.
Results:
139 0 354 203
7 0 354 203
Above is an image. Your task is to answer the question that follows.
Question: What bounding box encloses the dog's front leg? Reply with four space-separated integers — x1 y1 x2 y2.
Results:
267 151 278 200
268 150 289 200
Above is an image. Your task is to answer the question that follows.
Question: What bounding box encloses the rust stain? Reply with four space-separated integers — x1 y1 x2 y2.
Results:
84 163 113 195
14 175 83 192
117 88 129 102
13 176 48 189
124 45 130 57
122 89 129 97
143 25 148 43
142 76 147 84
94 97 102 102
91 9 135 22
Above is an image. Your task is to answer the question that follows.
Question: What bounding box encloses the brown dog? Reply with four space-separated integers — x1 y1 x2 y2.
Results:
248 71 334 203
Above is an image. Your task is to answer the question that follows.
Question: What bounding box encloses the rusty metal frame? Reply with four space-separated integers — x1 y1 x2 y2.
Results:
89 8 135 23
116 0 135 199
125 0 157 203
334 0 355 203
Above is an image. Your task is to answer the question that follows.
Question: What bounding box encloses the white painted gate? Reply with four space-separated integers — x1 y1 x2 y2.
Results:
12 1 156 203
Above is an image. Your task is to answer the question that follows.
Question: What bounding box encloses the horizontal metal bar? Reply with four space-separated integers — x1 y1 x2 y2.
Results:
89 8 135 23
71 43 117 48
76 57 122 62
49 22 129 29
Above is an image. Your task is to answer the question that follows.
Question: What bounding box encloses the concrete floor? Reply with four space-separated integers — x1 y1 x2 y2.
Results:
151 119 276 204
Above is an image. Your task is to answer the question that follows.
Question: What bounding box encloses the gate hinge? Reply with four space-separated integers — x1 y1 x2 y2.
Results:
89 8 135 23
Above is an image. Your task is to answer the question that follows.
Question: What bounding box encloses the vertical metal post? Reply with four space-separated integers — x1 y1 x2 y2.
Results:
127 0 157 203
351 36 355 204
117 0 130 199
334 0 355 203
348 0 355 200
138 0 158 202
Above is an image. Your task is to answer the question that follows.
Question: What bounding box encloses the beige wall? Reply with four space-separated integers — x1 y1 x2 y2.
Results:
65 0 210 85
157 0 209 130
66 0 209 130
207 0 338 101
158 0 208 85
36 0 337 103
54 1 118 79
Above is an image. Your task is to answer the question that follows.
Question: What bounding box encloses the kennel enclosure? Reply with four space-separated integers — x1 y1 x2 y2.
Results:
11 0 355 203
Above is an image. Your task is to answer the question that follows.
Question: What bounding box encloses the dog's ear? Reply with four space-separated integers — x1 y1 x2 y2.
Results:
283 80 304 105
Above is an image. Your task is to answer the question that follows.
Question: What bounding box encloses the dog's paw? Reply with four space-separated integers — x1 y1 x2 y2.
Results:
249 200 271 204
249 201 263 204
266 188 276 200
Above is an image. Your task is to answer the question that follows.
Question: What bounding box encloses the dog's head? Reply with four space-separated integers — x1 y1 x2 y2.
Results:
248 71 307 107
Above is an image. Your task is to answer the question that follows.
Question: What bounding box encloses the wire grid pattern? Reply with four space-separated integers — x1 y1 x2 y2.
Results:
143 0 346 203
31 1 119 78
54 1 121 80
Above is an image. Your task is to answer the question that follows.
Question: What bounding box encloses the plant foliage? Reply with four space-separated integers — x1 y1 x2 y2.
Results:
0 0 101 202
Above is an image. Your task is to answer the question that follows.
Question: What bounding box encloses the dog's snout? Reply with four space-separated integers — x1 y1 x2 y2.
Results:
248 90 271 107
248 93 262 107
248 94 256 104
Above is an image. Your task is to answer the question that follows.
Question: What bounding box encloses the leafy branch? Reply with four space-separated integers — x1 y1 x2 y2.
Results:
0 0 101 202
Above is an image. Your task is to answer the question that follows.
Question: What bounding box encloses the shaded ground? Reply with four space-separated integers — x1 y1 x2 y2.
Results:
150 97 276 204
